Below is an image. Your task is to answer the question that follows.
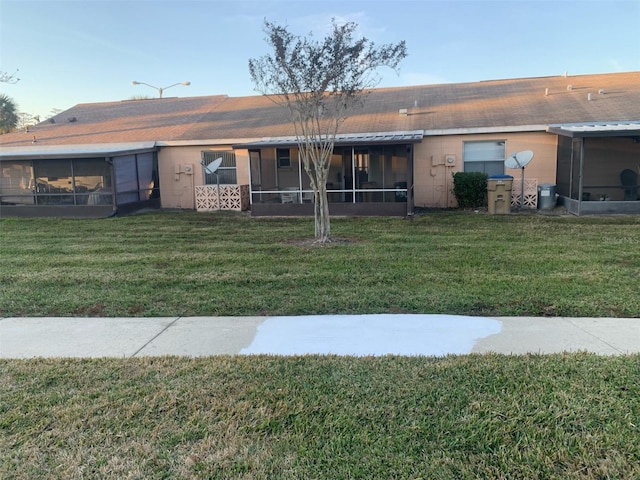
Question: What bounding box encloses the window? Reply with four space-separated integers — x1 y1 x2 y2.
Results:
277 148 291 168
463 141 505 176
202 151 237 184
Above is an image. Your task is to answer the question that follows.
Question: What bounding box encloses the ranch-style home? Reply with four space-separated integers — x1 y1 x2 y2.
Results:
1 71 639 218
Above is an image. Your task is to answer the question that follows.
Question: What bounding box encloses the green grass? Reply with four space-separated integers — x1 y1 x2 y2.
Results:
1 210 640 317
2 354 639 479
2 212 640 478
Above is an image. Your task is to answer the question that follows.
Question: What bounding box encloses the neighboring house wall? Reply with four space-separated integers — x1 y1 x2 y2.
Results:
414 132 558 208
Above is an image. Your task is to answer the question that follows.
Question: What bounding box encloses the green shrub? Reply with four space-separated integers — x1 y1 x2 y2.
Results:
452 171 488 208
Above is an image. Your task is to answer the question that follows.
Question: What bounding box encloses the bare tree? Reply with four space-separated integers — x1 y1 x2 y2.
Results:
16 112 41 131
249 20 407 243
0 69 20 84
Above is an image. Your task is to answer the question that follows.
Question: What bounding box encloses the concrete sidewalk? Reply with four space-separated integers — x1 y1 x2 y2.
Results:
1 315 639 359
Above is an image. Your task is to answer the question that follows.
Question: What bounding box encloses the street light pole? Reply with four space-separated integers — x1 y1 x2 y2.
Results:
131 80 190 98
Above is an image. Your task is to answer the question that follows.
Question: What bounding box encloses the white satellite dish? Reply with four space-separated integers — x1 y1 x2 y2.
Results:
505 150 534 169
201 157 224 211
504 150 534 209
202 157 223 175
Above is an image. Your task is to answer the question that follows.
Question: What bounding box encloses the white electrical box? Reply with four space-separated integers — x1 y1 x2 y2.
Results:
445 155 456 166
184 164 193 175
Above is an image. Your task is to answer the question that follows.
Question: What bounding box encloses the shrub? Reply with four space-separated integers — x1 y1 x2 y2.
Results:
452 171 488 209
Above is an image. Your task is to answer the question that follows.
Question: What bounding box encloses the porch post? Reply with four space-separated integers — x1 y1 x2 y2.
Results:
407 144 414 216
577 137 585 216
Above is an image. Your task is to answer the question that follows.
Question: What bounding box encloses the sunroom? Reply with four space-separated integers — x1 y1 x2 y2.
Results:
0 143 160 218
236 131 421 216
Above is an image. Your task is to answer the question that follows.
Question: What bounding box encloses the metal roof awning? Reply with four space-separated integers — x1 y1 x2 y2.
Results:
547 121 640 138
0 142 157 160
234 130 424 148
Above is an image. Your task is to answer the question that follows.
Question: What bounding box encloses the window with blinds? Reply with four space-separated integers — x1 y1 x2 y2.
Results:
463 141 505 176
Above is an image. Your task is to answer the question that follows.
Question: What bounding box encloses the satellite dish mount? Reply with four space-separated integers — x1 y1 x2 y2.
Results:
505 150 534 209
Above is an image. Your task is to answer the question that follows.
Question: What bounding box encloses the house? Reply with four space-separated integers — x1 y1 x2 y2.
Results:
1 71 639 217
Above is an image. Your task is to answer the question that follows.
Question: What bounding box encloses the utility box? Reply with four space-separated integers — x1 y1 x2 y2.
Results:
538 183 557 210
487 175 513 214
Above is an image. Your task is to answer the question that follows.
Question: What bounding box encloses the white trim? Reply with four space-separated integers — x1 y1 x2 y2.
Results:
547 121 640 133
156 138 261 147
423 125 547 136
0 142 156 158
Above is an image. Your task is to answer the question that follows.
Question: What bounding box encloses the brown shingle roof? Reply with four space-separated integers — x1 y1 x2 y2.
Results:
1 72 639 148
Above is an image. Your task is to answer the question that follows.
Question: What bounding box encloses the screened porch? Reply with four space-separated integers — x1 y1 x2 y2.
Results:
550 122 640 215
239 132 420 216
0 143 160 217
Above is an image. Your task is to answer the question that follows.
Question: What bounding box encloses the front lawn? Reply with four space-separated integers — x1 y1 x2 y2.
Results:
1 211 639 317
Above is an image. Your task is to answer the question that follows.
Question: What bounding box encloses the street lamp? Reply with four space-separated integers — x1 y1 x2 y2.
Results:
131 80 190 98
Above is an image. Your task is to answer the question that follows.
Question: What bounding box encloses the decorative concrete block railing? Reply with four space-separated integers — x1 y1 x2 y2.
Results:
511 178 538 208
195 184 250 211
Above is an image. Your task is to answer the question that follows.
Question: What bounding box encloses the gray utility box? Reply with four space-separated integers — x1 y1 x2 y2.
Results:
538 183 557 210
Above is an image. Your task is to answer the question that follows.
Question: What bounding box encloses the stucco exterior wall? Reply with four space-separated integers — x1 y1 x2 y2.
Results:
413 132 558 208
158 145 250 209
157 133 558 211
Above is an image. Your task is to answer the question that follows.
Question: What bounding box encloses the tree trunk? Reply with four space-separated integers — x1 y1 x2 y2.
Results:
314 179 331 243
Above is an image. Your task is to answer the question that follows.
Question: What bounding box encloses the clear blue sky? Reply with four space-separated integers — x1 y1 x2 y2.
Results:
1 0 639 118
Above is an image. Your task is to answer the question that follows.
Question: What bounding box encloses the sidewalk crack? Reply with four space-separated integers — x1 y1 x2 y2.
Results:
131 317 181 357
565 318 623 354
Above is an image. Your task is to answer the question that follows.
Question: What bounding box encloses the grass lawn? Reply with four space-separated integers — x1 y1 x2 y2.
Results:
1 210 640 317
2 354 640 479
2 211 640 478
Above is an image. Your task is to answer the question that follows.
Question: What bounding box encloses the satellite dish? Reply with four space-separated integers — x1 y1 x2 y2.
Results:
504 150 534 210
505 150 534 169
202 157 223 175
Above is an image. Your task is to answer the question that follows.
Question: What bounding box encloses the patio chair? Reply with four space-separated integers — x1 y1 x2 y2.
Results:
620 169 639 201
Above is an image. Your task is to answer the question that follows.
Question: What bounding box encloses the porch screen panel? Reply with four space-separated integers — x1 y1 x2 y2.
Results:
74 159 112 205
34 159 74 205
136 152 156 200
114 154 139 204
463 141 505 176
570 139 583 200
249 150 262 187
0 161 35 205
203 151 237 184
555 136 572 198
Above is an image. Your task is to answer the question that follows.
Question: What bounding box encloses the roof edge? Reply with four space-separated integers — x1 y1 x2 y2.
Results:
423 125 548 136
0 141 157 160
547 121 640 138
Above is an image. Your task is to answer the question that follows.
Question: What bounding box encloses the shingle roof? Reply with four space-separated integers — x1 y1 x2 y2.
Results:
1 72 639 148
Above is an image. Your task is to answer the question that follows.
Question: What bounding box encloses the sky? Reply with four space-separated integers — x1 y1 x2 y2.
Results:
1 0 639 118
